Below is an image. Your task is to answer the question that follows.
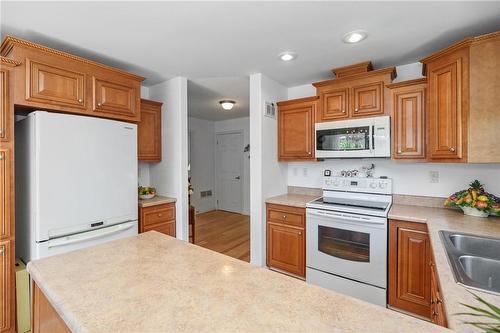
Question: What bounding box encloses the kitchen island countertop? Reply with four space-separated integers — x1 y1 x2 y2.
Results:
27 231 448 333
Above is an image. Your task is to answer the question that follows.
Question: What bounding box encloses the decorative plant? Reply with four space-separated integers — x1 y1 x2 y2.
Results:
444 180 500 216
138 186 156 196
457 292 500 332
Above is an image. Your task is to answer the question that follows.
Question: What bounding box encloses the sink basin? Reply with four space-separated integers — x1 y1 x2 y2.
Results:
450 234 500 260
459 255 500 293
440 230 500 295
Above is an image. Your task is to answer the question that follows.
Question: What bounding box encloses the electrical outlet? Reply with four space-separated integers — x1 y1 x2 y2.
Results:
302 168 308 177
429 171 439 183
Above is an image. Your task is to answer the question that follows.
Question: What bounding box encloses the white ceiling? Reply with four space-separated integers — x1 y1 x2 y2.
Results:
188 76 249 121
2 2 500 121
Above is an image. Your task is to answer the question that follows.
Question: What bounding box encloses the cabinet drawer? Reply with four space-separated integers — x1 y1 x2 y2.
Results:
141 204 175 228
267 204 305 228
26 59 86 109
144 221 176 237
92 76 139 120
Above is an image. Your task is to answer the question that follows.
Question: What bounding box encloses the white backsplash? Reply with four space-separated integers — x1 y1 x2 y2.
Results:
287 159 500 198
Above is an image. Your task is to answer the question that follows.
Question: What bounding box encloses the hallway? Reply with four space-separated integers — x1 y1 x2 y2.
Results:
194 210 250 262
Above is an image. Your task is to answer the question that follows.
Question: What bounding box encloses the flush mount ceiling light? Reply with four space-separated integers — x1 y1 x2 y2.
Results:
278 52 297 62
342 30 368 44
219 100 236 110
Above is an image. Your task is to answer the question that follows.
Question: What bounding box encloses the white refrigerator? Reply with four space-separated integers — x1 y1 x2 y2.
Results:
16 111 138 263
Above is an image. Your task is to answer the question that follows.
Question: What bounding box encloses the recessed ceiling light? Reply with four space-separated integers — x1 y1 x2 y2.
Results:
342 30 368 44
219 100 236 110
278 52 297 62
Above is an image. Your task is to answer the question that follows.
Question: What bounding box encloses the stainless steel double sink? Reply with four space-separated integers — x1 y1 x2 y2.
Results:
440 230 500 295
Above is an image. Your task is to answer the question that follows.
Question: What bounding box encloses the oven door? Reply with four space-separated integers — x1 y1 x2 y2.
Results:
306 208 387 288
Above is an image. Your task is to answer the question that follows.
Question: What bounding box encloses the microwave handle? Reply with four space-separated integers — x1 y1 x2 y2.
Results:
370 125 375 152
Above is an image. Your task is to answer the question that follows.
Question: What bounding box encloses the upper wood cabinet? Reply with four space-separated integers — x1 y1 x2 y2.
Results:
0 36 144 122
352 81 384 117
387 78 427 159
277 96 317 161
92 76 139 119
266 203 305 279
138 99 162 162
388 219 431 319
421 31 500 163
319 88 349 121
313 65 395 122
26 59 86 109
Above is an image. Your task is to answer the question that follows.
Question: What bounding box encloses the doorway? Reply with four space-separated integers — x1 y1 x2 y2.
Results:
216 131 244 214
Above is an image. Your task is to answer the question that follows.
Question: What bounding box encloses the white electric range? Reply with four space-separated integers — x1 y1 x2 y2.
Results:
306 174 393 306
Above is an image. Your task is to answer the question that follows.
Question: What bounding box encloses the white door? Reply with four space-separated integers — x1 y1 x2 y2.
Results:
216 132 243 213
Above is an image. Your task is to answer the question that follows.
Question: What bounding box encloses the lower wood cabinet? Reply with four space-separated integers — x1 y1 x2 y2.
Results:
388 219 431 319
138 99 162 162
276 96 317 161
1 240 14 333
139 202 176 237
266 203 305 279
32 281 71 333
389 219 448 327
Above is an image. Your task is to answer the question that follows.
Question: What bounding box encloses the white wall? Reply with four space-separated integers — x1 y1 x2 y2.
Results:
215 117 251 215
249 73 288 267
288 160 500 198
149 77 189 241
188 117 216 213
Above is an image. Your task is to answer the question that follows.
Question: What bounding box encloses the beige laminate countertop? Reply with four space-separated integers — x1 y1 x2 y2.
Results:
27 231 447 333
138 195 176 207
389 204 500 333
265 193 320 208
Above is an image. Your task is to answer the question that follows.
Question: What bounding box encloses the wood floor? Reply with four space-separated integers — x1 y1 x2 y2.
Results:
193 210 250 262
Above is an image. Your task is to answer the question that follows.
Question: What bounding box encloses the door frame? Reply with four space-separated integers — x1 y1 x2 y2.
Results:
215 130 244 214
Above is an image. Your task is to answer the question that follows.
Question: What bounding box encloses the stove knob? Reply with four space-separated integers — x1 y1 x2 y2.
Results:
379 182 387 189
369 182 377 189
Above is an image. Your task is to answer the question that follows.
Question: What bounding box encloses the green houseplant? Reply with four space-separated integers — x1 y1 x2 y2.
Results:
457 292 500 332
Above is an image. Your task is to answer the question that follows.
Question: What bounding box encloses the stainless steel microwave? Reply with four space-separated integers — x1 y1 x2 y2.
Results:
315 116 391 158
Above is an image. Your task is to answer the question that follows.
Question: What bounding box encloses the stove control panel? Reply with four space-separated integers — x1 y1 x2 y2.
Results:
323 176 392 194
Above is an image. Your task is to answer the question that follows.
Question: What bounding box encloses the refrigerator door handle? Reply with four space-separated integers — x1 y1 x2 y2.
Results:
47 221 136 249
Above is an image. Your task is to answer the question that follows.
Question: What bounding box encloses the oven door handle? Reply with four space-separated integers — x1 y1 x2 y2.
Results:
307 209 386 225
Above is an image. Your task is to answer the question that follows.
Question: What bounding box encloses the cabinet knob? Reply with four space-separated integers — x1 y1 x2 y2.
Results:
432 310 438 317
308 151 311 155
97 102 102 107
342 110 345 113
0 153 3 160
78 99 83 103
0 247 4 254
355 108 359 112
397 150 402 154
158 213 163 217
0 129 3 136
436 297 442 304
449 147 455 152
298 231 302 235
429 261 435 267
282 215 287 219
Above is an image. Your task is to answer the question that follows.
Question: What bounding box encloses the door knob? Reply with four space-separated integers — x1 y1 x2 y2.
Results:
235 176 241 180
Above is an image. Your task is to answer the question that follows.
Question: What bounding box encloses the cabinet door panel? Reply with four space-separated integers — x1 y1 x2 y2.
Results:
428 58 463 160
321 88 348 120
267 223 304 278
352 82 383 117
93 77 138 119
144 221 176 237
0 240 12 332
138 100 162 161
278 105 314 160
393 89 425 159
26 59 86 109
388 220 431 318
0 149 10 240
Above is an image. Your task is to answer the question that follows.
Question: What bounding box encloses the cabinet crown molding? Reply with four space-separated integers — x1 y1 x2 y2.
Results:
420 31 500 64
386 77 427 89
140 98 163 107
331 61 373 78
276 96 318 106
313 66 396 88
0 35 145 82
0 56 21 67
